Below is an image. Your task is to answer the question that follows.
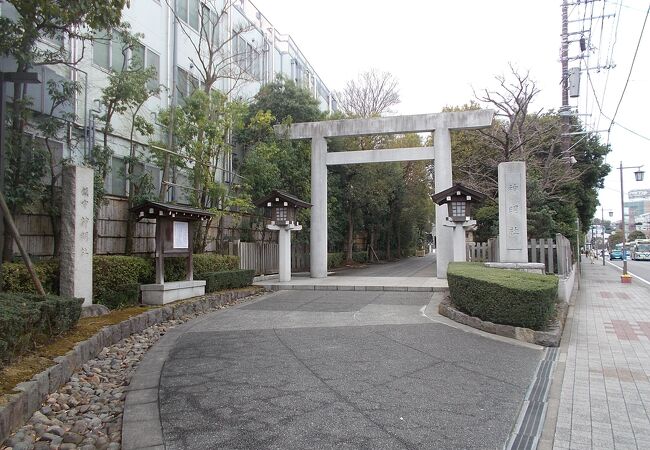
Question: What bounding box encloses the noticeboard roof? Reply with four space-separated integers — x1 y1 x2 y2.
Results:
131 201 212 221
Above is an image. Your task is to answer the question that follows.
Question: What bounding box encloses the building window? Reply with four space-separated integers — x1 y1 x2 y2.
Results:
110 157 127 196
176 0 200 31
232 34 260 79
132 46 161 91
176 67 200 99
94 31 158 78
92 31 111 69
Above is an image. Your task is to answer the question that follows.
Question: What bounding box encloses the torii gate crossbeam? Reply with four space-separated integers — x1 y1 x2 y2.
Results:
275 110 494 279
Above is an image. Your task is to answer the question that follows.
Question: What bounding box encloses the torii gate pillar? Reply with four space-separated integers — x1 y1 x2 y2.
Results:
277 110 494 279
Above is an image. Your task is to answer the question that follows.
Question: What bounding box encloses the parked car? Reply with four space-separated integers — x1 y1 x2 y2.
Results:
609 249 628 260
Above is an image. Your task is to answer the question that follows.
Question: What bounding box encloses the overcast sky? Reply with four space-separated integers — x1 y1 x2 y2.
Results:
253 0 650 222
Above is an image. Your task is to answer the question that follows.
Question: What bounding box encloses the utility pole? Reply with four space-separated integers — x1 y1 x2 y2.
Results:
561 0 571 159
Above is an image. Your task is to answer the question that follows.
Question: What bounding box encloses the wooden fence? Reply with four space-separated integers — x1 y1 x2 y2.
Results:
9 196 273 258
233 242 309 275
466 233 573 276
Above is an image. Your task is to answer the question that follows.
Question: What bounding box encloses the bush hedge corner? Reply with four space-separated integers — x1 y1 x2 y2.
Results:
447 262 558 330
198 269 254 293
92 256 154 308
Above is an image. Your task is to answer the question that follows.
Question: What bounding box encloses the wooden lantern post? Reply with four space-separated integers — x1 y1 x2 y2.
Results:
254 190 311 282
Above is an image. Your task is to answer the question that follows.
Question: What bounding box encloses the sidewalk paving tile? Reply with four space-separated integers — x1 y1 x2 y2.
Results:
549 260 650 449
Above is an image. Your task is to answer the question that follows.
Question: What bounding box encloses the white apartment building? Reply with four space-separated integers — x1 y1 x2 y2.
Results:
1 0 336 203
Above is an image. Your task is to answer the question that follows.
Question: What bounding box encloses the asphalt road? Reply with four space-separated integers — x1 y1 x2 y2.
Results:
158 289 542 450
605 256 650 283
333 252 436 278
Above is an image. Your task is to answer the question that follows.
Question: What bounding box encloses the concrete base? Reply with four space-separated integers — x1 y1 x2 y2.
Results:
140 280 206 305
484 262 546 275
557 263 577 302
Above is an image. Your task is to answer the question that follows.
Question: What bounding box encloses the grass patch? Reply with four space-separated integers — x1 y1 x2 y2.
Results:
0 305 153 402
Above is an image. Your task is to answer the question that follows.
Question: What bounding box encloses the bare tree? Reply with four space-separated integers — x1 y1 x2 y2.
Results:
470 65 577 199
334 69 401 262
159 0 260 202
172 0 260 96
337 69 400 118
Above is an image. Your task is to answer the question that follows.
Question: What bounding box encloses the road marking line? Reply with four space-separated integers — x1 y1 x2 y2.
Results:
605 260 650 286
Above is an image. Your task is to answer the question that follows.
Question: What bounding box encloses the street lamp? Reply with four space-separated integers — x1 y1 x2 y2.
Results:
619 161 645 282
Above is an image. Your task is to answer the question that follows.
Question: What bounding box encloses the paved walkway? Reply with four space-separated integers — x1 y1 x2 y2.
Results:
257 253 447 292
123 288 543 449
541 260 650 449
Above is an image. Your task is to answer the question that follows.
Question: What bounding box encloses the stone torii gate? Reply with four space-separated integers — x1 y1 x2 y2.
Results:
276 110 494 279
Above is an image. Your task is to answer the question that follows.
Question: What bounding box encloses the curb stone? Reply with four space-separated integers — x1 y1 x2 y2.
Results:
0 287 261 444
438 296 568 347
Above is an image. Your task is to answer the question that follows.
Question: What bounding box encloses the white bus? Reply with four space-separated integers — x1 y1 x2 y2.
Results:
632 239 650 261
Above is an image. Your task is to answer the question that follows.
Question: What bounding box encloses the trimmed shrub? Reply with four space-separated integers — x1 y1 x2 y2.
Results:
96 283 141 310
352 251 368 263
327 253 344 269
447 262 558 330
93 256 154 308
0 293 82 365
198 269 254 293
2 260 60 294
165 254 240 282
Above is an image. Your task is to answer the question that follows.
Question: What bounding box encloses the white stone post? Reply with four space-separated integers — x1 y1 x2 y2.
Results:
434 128 454 278
60 165 94 306
311 135 328 278
278 227 291 282
498 162 528 263
452 226 466 262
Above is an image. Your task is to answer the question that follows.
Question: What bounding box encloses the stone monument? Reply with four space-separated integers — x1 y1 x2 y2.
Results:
490 161 544 273
60 165 94 306
498 161 528 263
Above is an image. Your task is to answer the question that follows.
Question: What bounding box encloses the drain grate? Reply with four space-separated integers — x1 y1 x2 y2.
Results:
505 347 558 450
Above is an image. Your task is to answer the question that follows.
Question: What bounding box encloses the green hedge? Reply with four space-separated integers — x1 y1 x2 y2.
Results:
327 253 344 269
198 269 254 293
2 254 241 309
165 254 239 282
2 260 60 294
0 293 82 365
447 262 558 330
93 256 154 308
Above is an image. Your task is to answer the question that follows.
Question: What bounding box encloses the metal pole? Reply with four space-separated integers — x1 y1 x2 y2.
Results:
602 207 606 266
0 74 5 289
560 0 571 161
576 217 581 289
620 161 628 276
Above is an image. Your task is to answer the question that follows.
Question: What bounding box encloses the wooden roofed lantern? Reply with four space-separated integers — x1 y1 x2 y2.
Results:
131 201 212 304
253 190 311 227
253 190 311 282
431 183 486 223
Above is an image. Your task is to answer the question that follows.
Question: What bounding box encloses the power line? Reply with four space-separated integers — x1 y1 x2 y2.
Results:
585 70 650 142
608 2 650 131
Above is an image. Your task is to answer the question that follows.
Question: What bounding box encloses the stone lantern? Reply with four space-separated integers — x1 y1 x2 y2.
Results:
254 190 311 282
432 184 486 262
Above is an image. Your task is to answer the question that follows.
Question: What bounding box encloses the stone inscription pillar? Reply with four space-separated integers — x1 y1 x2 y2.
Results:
434 128 454 278
498 161 528 262
60 165 94 306
311 135 328 278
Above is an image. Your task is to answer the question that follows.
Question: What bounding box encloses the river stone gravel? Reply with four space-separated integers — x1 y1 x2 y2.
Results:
1 292 262 450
